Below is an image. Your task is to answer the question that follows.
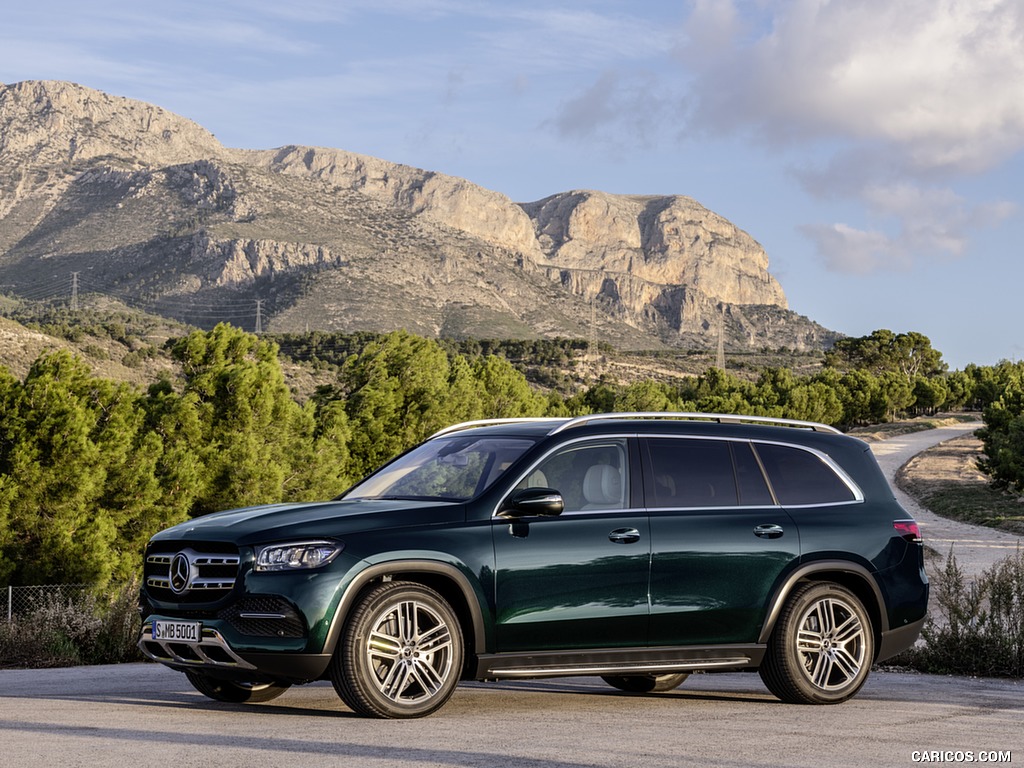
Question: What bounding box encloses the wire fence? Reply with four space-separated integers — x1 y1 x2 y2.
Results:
3 584 89 623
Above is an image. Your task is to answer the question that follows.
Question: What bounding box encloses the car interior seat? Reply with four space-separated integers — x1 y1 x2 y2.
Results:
581 464 622 509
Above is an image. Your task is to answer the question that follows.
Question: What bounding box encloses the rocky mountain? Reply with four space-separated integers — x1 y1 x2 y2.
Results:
0 80 837 351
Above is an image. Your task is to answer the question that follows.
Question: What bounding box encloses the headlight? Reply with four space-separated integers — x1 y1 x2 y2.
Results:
254 541 343 572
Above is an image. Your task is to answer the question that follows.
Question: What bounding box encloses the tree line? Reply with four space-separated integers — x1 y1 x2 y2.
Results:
0 323 1021 590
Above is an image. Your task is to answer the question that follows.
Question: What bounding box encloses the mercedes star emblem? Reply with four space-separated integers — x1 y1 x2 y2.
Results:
169 552 191 594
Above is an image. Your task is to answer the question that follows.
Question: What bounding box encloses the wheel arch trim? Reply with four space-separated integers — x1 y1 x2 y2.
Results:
322 560 488 659
757 560 887 645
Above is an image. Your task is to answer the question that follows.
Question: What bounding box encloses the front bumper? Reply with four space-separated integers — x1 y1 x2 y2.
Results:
139 620 257 670
138 618 333 683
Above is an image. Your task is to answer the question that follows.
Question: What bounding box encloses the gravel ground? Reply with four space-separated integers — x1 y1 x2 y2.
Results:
868 423 1024 579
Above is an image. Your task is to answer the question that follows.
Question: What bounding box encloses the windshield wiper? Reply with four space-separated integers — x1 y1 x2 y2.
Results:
372 495 464 502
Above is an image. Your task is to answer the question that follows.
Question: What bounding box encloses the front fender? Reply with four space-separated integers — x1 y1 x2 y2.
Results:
320 557 490 660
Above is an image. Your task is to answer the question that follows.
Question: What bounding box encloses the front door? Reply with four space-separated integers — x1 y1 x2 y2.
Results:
492 437 650 652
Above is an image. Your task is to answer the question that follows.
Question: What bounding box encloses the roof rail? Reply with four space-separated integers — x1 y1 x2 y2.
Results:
548 412 842 435
428 412 842 440
429 417 568 439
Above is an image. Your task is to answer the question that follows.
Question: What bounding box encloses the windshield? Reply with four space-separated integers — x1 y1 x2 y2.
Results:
342 436 536 502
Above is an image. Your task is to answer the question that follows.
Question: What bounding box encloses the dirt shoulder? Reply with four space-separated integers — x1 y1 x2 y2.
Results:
896 433 1024 536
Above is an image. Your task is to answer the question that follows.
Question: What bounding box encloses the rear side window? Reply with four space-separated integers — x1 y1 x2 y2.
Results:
754 443 857 505
644 439 738 507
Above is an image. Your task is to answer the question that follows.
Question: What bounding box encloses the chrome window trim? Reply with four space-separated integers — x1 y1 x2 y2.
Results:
647 502 780 513
777 499 864 509
750 438 865 503
492 431 864 518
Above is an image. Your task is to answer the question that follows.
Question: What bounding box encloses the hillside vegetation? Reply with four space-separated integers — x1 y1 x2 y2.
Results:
1 304 1020 592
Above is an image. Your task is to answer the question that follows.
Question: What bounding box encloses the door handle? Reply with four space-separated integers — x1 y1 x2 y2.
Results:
608 528 641 544
753 523 785 539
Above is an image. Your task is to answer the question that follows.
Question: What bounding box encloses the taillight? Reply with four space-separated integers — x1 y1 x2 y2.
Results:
893 519 922 543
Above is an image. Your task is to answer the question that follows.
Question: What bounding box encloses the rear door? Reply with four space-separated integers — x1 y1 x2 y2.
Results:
644 437 800 646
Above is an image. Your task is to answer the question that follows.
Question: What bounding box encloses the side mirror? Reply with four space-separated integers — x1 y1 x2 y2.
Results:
499 487 564 518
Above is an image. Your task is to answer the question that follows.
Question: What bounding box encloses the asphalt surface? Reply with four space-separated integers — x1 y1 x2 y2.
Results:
0 662 1020 767
868 422 1023 579
1 424 1021 767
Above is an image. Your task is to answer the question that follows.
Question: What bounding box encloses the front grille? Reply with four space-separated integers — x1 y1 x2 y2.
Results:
218 596 306 638
145 543 240 603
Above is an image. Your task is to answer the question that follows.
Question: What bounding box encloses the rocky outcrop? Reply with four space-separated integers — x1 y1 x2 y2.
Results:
523 191 787 310
250 145 543 259
189 233 345 288
0 80 829 351
251 150 789 327
0 79 222 170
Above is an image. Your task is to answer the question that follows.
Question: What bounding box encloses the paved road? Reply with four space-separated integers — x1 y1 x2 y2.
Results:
0 663 1019 767
868 423 1023 578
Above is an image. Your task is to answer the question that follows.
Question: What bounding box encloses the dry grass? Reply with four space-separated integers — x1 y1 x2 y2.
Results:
897 433 1024 535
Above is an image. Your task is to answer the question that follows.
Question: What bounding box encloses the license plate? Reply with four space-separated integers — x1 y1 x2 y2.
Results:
153 619 201 643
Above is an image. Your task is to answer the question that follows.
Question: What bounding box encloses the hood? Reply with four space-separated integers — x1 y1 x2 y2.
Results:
150 498 466 547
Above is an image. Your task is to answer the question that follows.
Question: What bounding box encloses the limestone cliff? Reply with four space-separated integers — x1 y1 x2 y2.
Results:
0 79 222 181
0 80 833 351
522 190 787 312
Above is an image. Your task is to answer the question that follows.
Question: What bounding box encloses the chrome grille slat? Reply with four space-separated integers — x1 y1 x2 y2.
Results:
145 546 240 599
189 579 235 589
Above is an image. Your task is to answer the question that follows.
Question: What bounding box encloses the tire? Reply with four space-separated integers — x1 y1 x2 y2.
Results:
331 581 464 718
759 582 874 704
601 673 690 693
185 670 291 703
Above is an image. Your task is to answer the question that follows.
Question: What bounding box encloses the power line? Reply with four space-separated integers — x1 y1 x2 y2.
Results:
0 274 268 333
716 309 725 370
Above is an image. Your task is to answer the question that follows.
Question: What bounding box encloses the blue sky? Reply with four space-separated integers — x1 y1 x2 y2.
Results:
3 0 1022 369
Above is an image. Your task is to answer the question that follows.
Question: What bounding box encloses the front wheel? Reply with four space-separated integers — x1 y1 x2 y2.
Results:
331 581 464 718
759 582 874 704
185 671 290 703
601 673 690 693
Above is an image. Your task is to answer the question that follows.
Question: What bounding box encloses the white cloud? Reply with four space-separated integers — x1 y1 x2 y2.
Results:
677 0 1024 274
802 182 1015 274
801 222 902 274
680 0 1024 173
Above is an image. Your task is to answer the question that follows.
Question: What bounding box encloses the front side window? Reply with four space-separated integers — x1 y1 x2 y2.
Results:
343 436 535 502
513 439 628 513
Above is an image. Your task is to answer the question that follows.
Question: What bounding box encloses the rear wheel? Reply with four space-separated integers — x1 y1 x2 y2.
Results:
185 671 290 703
600 673 690 693
759 582 873 704
331 581 464 718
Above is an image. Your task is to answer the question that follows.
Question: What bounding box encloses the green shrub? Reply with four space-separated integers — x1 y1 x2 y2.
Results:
0 580 142 668
892 548 1024 677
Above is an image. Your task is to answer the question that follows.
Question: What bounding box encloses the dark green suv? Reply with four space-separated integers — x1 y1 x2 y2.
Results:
138 412 928 718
